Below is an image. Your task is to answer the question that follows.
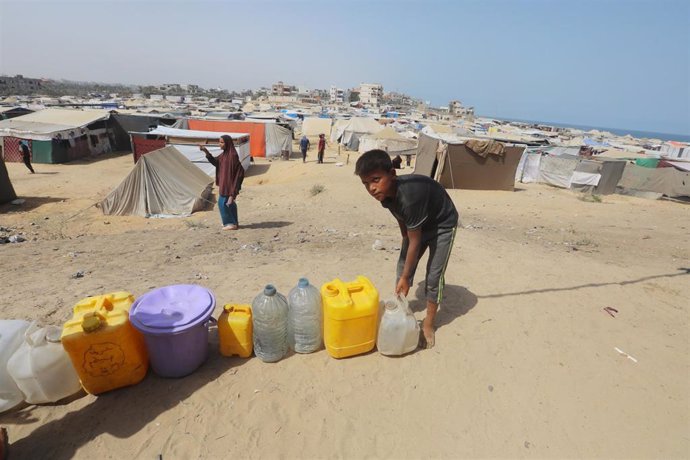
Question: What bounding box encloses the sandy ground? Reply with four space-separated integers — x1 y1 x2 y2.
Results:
0 144 689 459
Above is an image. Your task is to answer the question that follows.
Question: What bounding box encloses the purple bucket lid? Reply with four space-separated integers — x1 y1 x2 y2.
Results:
130 284 215 335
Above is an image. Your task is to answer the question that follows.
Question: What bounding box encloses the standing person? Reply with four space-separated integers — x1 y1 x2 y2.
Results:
200 134 244 230
317 133 326 164
299 135 310 163
355 149 459 349
19 140 35 174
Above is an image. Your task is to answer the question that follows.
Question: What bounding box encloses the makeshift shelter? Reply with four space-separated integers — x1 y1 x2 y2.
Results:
357 126 418 156
301 117 332 137
0 156 17 204
331 117 383 150
99 146 213 217
414 133 524 191
109 112 177 152
0 108 112 163
187 119 292 158
617 163 690 198
569 159 626 195
129 126 251 174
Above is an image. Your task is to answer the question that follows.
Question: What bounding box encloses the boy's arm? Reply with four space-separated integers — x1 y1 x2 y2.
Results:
396 228 422 297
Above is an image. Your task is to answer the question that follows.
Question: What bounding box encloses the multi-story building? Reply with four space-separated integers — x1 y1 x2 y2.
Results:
449 99 474 118
330 85 345 103
359 83 383 106
0 75 43 95
271 81 297 97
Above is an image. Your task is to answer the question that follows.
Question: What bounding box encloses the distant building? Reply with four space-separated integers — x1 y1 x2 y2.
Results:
0 75 43 95
449 99 474 118
359 83 383 106
330 85 345 103
271 81 297 97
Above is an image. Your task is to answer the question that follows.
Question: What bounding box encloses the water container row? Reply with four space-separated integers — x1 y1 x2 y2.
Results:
1 275 419 413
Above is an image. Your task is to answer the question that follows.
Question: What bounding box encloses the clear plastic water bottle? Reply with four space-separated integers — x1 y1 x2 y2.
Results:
287 278 322 353
252 284 288 363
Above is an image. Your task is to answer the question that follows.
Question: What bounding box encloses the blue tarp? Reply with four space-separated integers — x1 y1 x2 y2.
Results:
584 137 610 147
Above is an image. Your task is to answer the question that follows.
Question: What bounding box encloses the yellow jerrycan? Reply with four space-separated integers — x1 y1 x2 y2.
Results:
321 276 379 358
61 292 149 395
218 304 253 358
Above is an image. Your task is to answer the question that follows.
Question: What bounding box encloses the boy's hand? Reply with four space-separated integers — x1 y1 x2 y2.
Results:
395 277 410 297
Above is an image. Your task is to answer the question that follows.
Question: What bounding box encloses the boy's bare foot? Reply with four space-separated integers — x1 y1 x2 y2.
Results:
422 317 435 349
222 225 238 230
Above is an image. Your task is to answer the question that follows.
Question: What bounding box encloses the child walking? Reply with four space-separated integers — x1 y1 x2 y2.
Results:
356 150 459 348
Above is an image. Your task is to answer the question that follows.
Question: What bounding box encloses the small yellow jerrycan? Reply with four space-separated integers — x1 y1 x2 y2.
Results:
61 292 149 395
321 276 379 358
218 304 253 358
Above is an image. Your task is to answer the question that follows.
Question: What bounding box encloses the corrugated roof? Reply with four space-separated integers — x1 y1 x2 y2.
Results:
0 108 110 140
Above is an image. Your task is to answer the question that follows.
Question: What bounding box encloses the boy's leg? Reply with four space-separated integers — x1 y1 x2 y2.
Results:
422 227 457 348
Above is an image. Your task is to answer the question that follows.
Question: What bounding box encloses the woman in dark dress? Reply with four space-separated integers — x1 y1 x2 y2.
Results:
200 135 245 230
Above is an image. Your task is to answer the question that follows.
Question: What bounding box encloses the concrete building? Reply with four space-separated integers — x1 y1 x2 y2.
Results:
271 81 297 98
359 83 383 106
0 75 43 95
449 99 474 118
330 85 345 103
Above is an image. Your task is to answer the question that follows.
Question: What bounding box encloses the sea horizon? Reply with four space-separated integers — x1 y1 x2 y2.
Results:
484 116 690 143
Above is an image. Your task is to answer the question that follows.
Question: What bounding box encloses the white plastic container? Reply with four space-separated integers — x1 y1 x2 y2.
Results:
287 278 322 353
252 285 289 363
377 296 420 356
7 323 82 404
0 320 31 413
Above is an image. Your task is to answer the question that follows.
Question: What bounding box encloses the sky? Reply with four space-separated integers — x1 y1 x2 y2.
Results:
0 0 688 134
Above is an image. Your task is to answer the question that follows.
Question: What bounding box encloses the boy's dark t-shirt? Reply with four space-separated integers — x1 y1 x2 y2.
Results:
381 174 458 237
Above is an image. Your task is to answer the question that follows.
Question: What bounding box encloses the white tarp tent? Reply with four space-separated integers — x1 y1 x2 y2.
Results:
99 146 213 217
333 117 383 150
139 125 251 174
301 117 332 137
357 126 418 155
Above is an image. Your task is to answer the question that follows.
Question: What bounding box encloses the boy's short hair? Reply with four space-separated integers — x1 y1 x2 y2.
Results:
355 149 393 176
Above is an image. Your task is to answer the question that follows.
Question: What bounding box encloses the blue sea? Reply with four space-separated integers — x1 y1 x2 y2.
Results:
489 117 690 143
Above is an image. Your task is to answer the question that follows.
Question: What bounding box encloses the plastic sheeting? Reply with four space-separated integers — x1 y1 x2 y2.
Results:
99 146 213 217
617 163 690 198
172 143 251 176
517 153 542 183
301 117 332 137
537 155 580 188
0 108 110 141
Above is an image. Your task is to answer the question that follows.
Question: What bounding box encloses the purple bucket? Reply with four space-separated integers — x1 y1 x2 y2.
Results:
130 284 215 378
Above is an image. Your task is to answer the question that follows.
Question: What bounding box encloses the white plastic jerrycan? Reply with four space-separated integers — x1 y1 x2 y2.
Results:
377 295 420 356
0 320 31 413
8 322 82 404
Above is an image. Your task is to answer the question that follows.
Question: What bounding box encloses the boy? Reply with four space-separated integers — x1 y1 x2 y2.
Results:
356 149 458 348
299 135 310 163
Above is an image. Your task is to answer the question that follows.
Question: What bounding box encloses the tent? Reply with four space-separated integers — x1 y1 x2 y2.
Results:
129 126 251 174
301 117 332 137
617 163 690 198
99 146 213 217
187 119 292 158
357 126 418 156
331 117 383 150
0 156 17 204
0 108 112 163
569 159 626 195
414 133 524 191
